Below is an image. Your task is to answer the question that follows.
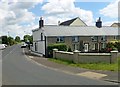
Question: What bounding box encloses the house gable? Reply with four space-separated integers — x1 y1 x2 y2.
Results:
111 23 120 27
70 17 87 26
59 17 87 26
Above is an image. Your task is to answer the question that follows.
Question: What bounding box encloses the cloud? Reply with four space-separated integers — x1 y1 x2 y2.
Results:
42 0 94 25
102 21 118 26
0 0 43 38
99 0 119 18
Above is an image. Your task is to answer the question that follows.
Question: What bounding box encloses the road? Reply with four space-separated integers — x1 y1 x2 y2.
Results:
2 45 117 85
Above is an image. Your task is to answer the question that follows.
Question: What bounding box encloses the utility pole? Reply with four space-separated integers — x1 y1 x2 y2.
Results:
8 31 10 37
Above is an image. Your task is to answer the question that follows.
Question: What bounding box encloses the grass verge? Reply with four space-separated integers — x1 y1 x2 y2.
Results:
48 57 120 71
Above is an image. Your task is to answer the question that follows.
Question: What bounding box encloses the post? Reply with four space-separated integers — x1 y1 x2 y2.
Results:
110 51 118 63
73 50 80 63
53 49 58 58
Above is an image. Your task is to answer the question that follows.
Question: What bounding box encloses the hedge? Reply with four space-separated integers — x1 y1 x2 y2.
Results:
47 43 67 57
106 42 120 52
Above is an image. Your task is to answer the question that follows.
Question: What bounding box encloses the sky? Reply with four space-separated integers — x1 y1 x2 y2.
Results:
0 0 119 39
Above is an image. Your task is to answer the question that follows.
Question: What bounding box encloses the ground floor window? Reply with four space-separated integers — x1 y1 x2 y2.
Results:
101 43 106 49
72 44 79 51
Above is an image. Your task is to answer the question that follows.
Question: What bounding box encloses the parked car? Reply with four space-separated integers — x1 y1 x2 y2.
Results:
0 44 6 50
21 42 27 48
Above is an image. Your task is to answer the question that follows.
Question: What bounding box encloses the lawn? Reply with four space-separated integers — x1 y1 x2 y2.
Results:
49 57 120 71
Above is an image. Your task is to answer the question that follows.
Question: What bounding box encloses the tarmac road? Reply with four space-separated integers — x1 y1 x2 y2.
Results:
2 44 117 85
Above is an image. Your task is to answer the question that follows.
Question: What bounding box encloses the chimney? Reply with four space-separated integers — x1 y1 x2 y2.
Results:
96 17 102 28
39 17 44 28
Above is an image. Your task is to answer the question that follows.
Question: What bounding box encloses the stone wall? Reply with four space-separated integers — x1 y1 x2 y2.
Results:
53 49 118 64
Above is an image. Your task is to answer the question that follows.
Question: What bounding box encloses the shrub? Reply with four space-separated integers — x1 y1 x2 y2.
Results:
47 43 67 57
106 42 120 52
106 42 114 49
114 42 120 52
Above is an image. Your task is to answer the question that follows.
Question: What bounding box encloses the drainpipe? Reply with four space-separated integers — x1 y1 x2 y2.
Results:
44 36 47 57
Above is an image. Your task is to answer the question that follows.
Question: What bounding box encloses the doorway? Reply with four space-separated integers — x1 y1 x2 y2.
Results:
84 43 89 52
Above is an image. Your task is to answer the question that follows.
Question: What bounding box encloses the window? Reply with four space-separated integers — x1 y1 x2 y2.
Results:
92 44 95 50
114 36 117 40
101 43 106 48
57 36 65 42
72 36 79 42
72 44 79 51
101 36 106 41
41 33 43 41
91 36 97 41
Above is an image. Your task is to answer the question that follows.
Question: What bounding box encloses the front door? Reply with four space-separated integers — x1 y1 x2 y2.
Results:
84 43 89 52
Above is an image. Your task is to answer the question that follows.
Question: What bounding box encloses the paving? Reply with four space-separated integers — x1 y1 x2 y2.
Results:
25 48 119 84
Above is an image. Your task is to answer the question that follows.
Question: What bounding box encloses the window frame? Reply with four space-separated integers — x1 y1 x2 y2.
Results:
91 36 97 42
56 36 65 43
72 36 79 42
101 36 106 42
41 33 43 41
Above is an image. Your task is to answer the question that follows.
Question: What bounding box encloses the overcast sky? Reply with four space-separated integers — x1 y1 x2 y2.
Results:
0 0 119 39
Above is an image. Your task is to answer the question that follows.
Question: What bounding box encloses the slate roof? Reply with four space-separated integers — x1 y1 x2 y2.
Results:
33 26 118 37
59 17 87 26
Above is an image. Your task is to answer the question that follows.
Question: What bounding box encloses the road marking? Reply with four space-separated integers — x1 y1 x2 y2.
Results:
76 71 107 79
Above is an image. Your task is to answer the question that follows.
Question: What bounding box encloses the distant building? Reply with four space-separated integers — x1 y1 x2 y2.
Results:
59 17 87 26
111 23 120 27
32 17 119 57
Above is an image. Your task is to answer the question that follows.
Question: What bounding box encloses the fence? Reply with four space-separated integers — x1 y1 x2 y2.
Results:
53 49 119 64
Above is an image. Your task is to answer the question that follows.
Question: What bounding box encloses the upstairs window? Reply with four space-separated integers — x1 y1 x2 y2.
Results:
91 36 97 41
72 36 79 42
101 36 106 41
57 36 65 42
41 33 43 41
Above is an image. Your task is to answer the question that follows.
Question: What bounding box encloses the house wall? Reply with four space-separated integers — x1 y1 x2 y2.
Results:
107 36 116 42
70 18 87 26
32 28 118 56
47 36 117 52
32 29 46 55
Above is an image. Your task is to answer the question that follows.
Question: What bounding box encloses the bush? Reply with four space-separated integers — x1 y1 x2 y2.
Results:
106 42 120 52
47 43 67 57
114 42 120 52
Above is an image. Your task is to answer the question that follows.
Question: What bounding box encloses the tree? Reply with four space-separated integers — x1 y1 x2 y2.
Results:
15 36 21 42
23 35 33 44
29 35 33 44
2 36 8 44
7 36 16 45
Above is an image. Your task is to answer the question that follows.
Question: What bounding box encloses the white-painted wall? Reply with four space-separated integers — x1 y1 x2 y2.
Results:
32 28 46 55
38 41 45 55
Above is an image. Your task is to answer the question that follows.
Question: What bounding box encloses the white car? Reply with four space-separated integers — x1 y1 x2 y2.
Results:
0 44 6 50
21 42 27 48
